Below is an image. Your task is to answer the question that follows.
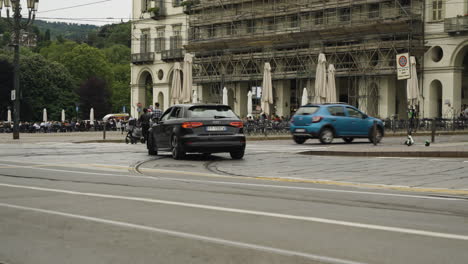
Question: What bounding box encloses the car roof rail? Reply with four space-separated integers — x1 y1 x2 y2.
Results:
322 102 348 105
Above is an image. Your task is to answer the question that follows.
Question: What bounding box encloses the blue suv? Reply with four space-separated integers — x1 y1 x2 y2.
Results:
290 104 384 144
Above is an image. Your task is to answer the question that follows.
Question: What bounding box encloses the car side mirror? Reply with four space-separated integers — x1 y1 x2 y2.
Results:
362 114 368 119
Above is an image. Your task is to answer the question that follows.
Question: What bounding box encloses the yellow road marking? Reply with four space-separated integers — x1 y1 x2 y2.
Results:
2 162 468 196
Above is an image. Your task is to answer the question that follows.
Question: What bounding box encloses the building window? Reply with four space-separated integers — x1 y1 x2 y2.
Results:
369 4 380 19
246 20 254 33
339 8 351 22
155 27 165 52
266 18 275 31
142 0 151 12
173 0 182 7
289 15 299 28
315 11 324 25
432 0 444 21
140 30 150 53
171 25 182 50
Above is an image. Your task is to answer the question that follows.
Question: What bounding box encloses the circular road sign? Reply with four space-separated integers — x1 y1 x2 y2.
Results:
398 55 408 67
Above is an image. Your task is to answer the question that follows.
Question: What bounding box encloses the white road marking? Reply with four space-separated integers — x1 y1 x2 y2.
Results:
1 183 467 241
0 202 365 264
0 162 462 201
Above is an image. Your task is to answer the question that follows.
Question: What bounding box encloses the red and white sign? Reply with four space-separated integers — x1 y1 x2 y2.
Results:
396 53 411 80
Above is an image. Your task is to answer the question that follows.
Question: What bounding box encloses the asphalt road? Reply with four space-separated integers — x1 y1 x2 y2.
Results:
0 140 467 264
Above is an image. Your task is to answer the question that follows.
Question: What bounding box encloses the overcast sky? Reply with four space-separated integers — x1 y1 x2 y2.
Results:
35 0 132 26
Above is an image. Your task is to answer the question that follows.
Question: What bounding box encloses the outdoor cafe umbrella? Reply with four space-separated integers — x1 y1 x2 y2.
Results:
61 109 65 122
261 62 273 115
326 64 337 103
407 56 420 110
222 87 228 105
90 108 95 123
7 109 11 123
192 89 198 104
182 53 194 103
43 108 47 122
171 62 182 105
301 88 308 106
314 53 327 103
247 91 253 116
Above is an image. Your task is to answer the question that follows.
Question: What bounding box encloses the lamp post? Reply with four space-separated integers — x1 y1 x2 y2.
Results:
0 0 39 140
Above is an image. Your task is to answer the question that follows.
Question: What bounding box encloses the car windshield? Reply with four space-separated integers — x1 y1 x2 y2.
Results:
188 106 238 119
294 106 319 115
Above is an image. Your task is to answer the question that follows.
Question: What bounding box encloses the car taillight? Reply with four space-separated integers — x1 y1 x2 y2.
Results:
312 116 323 123
182 122 203 128
230 122 244 128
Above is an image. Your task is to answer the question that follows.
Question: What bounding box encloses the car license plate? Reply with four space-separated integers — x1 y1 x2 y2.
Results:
206 126 227 132
295 128 306 133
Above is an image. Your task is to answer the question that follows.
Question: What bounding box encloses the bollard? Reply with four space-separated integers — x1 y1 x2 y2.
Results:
103 123 106 140
431 119 436 143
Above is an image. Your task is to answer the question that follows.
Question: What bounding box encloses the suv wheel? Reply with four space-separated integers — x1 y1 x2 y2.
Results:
293 136 307 144
230 150 245 160
369 127 383 144
147 135 157 156
343 137 354 143
171 136 185 160
319 128 334 144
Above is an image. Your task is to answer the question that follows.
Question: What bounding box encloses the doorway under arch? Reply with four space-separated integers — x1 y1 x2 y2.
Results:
137 70 154 109
429 80 442 118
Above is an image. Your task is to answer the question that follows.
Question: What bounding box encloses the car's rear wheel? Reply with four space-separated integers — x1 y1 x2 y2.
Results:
147 135 157 156
230 150 245 160
171 136 185 160
293 136 307 144
369 127 383 144
343 137 354 143
319 128 334 144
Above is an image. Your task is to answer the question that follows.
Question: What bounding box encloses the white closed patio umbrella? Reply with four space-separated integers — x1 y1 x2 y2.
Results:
247 91 253 116
314 53 327 103
61 109 65 122
182 53 194 103
43 108 47 122
407 56 420 110
222 87 228 105
301 88 308 106
261 63 273 115
171 62 182 105
7 109 11 123
192 89 198 103
326 64 337 103
90 108 95 123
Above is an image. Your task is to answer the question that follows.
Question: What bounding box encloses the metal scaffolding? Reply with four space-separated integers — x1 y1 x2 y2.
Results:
185 0 424 116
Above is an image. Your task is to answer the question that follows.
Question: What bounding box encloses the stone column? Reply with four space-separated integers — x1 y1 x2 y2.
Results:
378 76 396 119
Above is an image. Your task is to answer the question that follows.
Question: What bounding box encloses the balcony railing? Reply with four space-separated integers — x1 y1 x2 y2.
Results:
445 16 468 33
161 49 185 61
131 53 155 64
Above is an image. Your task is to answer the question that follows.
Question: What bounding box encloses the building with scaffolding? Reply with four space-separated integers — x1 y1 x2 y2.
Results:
185 0 425 119
131 0 468 119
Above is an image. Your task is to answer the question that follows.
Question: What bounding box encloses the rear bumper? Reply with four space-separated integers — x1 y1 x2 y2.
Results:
180 134 246 153
290 126 320 138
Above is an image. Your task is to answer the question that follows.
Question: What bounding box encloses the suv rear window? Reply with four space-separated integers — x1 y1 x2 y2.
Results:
294 106 319 115
188 106 238 119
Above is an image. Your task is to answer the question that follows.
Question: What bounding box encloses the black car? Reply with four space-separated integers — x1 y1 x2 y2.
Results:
147 104 246 160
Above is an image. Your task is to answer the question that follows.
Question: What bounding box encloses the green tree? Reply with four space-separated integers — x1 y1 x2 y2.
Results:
103 44 130 64
0 51 78 121
110 64 130 113
40 40 79 64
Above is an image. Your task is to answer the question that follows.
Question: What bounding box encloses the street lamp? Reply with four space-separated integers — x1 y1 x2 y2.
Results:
0 0 39 140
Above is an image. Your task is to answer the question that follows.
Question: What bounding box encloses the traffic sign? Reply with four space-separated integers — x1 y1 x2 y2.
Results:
396 53 411 80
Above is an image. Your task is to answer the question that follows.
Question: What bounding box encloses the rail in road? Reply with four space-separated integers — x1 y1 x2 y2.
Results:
1 156 468 264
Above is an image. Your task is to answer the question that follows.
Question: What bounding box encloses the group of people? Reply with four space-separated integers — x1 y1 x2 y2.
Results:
0 119 129 134
136 102 163 142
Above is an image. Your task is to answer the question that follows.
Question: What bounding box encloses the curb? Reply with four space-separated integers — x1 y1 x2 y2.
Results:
301 150 468 158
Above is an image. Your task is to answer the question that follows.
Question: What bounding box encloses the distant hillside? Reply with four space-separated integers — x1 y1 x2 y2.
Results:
33 20 99 42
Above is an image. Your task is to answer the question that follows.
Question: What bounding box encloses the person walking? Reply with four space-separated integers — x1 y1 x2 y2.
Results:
138 108 151 142
151 102 163 122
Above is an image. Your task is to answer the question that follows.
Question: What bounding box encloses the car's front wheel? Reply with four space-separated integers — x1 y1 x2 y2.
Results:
319 128 334 144
171 136 185 160
343 137 354 143
293 136 307 144
230 150 245 160
369 127 383 144
147 135 157 156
